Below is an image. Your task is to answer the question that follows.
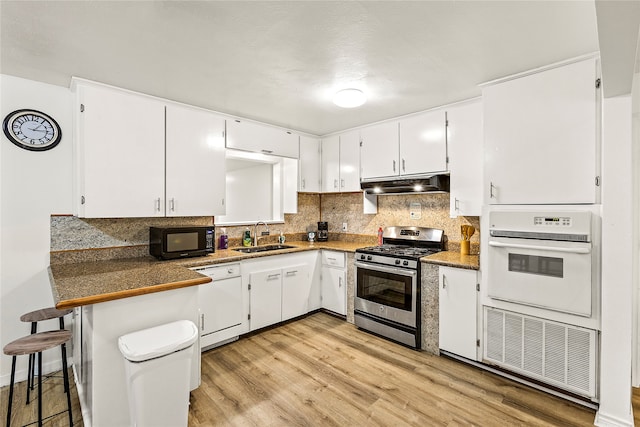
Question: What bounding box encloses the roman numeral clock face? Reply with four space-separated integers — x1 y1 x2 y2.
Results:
3 109 62 151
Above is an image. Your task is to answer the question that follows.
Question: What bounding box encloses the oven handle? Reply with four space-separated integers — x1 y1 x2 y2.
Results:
355 261 418 278
488 241 591 254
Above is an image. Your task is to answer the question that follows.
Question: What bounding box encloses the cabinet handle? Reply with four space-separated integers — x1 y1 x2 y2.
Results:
402 159 406 172
334 179 338 189
228 269 234 274
170 198 175 212
455 198 459 210
341 179 345 188
261 149 273 154
302 178 305 189
286 270 298 276
200 313 205 331
339 277 343 287
490 182 496 199
442 274 446 289
155 198 161 212
393 160 396 173
267 273 280 280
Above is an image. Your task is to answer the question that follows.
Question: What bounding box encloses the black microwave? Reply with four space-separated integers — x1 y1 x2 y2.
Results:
149 226 215 260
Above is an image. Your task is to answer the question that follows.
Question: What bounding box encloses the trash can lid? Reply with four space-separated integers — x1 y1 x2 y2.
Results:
118 320 198 362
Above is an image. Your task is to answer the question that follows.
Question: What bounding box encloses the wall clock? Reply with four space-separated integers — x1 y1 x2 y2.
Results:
2 109 62 151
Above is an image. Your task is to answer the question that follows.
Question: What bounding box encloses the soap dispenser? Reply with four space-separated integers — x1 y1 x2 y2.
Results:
242 227 252 247
218 228 228 249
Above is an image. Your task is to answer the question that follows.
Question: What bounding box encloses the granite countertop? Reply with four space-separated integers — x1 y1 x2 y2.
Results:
421 251 480 270
49 258 212 309
48 240 366 309
49 240 479 309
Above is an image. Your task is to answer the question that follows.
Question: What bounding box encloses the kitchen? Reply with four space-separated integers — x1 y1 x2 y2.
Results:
1 1 639 427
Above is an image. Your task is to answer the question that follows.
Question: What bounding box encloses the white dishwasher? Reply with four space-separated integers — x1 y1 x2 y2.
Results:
191 263 243 350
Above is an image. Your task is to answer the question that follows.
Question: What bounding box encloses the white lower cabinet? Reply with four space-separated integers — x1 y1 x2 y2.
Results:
194 263 243 349
321 250 347 315
438 266 479 360
249 268 284 331
282 264 311 320
242 252 319 332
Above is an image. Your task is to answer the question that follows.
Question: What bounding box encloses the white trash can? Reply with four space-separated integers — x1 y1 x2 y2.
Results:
118 320 199 427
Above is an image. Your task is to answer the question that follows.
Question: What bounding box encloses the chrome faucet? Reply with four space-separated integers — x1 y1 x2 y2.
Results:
254 221 270 246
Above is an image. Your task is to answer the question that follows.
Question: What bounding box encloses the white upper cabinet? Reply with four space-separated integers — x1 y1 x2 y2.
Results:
339 129 361 192
166 104 226 216
74 82 166 218
483 57 599 205
321 131 360 192
226 118 300 159
447 99 483 217
399 109 448 175
360 121 399 179
321 135 340 192
299 135 321 192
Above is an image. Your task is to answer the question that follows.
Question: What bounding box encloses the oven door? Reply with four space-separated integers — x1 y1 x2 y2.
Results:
487 237 592 316
355 261 418 327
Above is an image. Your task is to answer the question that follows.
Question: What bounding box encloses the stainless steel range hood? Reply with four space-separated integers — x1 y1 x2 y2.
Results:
360 174 450 195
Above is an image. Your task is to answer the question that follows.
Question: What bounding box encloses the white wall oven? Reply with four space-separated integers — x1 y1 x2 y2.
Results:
483 209 600 401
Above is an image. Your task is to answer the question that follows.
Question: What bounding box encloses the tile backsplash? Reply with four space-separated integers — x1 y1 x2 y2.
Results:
50 192 479 254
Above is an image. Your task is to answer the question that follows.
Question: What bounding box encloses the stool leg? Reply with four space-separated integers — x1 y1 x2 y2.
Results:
28 322 37 396
38 351 43 427
61 342 73 425
6 356 16 427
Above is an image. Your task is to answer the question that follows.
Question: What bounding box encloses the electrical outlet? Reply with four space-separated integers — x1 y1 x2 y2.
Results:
342 222 348 232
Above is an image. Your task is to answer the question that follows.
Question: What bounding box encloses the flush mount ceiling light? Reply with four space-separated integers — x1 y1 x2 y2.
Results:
333 88 366 108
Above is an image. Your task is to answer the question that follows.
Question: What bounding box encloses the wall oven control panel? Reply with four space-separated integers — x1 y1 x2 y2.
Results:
534 216 571 227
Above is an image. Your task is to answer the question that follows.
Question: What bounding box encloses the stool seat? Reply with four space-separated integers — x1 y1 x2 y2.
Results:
20 308 72 323
3 330 71 356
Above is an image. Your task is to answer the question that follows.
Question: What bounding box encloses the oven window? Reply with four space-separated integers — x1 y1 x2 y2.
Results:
508 253 563 278
357 267 413 310
167 232 199 252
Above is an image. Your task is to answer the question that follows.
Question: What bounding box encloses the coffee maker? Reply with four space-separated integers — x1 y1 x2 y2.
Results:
317 221 328 242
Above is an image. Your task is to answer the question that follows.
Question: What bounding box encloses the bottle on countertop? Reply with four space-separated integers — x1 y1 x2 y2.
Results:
279 232 286 244
377 226 383 246
242 227 252 247
218 227 228 250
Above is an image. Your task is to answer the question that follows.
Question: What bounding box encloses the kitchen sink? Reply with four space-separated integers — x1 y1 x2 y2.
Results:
232 244 295 254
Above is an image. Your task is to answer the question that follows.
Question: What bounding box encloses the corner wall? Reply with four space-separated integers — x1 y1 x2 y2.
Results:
0 75 73 385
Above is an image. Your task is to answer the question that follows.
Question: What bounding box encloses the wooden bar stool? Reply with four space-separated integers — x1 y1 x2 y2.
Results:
3 330 73 427
20 307 72 400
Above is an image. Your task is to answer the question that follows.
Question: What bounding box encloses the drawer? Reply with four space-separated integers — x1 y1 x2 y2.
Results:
191 263 240 280
322 251 345 268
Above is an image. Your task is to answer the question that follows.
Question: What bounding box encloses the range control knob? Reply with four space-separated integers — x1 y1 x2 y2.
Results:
367 255 372 261
395 259 401 265
403 260 409 266
360 254 366 260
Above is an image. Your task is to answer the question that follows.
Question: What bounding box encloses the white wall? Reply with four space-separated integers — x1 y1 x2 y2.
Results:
596 95 634 427
0 75 73 385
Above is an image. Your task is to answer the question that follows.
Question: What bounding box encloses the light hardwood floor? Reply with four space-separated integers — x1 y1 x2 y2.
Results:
2 312 622 426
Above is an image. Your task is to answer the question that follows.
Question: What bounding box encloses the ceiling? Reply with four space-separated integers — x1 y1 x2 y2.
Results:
0 1 603 136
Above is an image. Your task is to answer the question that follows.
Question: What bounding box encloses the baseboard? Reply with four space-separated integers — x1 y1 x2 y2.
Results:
0 356 70 387
594 409 634 427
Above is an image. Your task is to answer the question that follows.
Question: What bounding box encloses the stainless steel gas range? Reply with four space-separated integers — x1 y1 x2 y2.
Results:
354 226 445 348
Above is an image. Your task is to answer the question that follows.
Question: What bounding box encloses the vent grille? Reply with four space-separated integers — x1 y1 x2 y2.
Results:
483 307 597 398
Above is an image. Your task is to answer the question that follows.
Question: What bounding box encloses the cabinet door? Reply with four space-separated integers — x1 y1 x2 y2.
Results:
322 267 346 315
283 157 299 214
226 119 299 158
281 264 311 321
249 269 282 331
438 267 478 360
166 104 226 216
76 84 165 217
339 129 361 191
299 136 321 192
400 110 447 175
483 58 598 204
199 276 243 336
447 100 483 217
360 122 399 179
321 135 341 192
